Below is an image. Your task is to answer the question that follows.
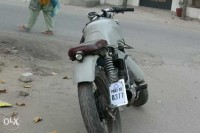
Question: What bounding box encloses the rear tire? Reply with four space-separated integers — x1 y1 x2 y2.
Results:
78 69 122 133
133 81 148 106
128 68 148 107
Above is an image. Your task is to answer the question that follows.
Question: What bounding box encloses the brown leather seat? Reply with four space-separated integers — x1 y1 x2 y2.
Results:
68 40 108 61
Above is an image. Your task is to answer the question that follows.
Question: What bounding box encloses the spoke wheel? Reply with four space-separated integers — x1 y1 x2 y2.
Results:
78 69 122 133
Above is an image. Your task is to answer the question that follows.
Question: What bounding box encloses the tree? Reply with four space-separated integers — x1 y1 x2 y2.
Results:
181 0 188 20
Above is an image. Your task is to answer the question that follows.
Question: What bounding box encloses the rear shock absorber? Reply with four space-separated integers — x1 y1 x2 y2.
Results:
105 57 118 82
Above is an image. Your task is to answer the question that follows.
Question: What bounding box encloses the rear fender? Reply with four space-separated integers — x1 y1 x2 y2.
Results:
73 55 98 84
118 51 144 82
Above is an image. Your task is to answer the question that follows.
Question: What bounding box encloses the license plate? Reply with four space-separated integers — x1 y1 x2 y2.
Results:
109 79 128 107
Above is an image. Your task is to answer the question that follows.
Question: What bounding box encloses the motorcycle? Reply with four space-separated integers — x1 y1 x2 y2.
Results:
68 7 148 133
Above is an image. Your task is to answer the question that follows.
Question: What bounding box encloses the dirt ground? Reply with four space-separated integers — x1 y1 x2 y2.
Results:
0 31 83 133
0 1 200 133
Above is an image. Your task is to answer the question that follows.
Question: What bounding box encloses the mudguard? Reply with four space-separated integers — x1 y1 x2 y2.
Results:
118 50 144 83
73 55 98 84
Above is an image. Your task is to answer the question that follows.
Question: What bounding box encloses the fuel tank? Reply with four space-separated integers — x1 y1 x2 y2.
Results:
83 18 123 46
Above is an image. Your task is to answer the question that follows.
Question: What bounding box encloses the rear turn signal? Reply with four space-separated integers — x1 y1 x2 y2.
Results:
75 51 84 61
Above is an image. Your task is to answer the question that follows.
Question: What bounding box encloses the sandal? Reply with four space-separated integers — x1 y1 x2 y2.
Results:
41 31 54 35
18 25 29 32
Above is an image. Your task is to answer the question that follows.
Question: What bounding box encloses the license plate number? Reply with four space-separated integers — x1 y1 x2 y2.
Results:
109 79 128 107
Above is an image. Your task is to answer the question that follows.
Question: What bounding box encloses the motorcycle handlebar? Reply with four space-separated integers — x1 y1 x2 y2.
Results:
111 7 134 13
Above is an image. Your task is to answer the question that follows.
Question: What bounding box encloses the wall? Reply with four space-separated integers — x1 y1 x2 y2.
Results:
127 0 134 5
131 0 140 6
70 0 100 7
105 0 140 6
106 0 123 5
187 7 200 19
100 0 105 4
171 0 180 11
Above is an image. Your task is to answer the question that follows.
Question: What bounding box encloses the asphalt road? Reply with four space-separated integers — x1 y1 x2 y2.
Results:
0 0 200 133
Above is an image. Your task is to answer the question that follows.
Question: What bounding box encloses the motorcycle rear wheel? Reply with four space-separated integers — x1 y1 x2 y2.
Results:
133 81 148 106
78 69 122 133
133 88 148 106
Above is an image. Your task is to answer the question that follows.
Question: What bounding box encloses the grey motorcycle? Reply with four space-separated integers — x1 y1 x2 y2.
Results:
68 7 148 133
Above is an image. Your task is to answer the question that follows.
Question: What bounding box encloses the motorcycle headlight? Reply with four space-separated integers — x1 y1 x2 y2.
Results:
75 51 84 61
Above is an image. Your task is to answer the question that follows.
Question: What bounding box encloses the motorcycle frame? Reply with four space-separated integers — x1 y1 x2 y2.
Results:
73 51 144 84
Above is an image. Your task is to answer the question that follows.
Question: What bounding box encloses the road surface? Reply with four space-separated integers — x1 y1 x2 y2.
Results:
0 0 200 133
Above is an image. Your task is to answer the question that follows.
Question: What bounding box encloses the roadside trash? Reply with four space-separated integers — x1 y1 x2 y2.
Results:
23 85 31 88
157 101 163 103
0 100 12 107
52 72 57 76
14 65 19 68
4 48 11 54
0 80 6 84
19 72 33 83
63 76 72 79
10 112 18 117
34 116 43 123
16 102 26 106
0 89 7 93
11 50 19 54
49 131 58 133
19 91 30 97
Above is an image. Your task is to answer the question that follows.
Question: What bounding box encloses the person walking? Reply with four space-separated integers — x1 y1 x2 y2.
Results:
18 0 60 35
